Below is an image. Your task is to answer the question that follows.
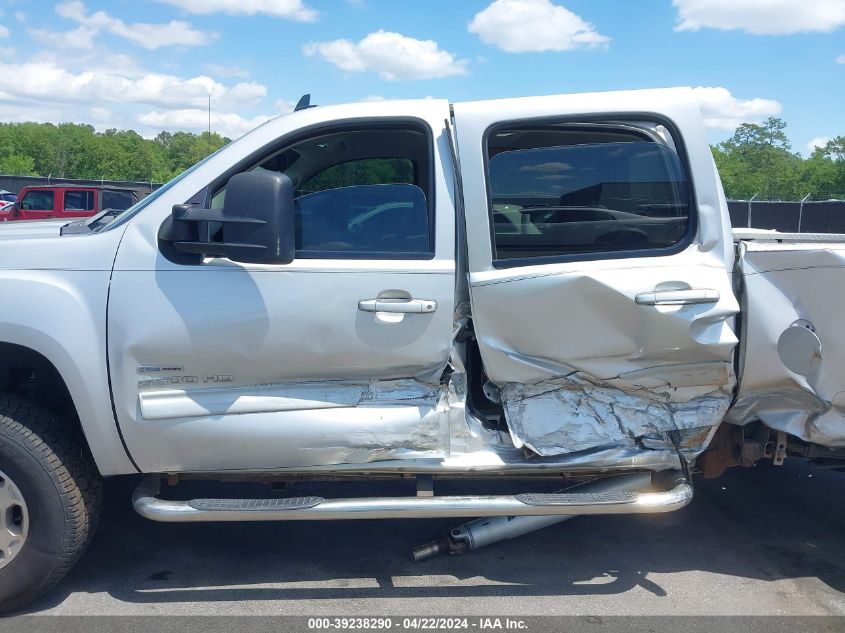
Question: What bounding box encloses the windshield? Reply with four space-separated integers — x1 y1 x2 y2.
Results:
96 148 224 232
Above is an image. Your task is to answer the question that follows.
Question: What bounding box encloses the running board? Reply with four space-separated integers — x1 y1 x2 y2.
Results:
132 476 693 523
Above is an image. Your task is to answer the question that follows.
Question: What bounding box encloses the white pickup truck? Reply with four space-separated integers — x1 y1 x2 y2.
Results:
2 88 844 611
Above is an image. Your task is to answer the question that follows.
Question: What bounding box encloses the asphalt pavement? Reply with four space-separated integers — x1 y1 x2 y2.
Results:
17 458 845 617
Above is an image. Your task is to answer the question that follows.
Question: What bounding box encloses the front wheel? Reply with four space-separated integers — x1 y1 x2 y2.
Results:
0 395 102 613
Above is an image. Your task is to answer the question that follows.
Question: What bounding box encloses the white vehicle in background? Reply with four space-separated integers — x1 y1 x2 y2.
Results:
1 88 843 612
0 190 16 210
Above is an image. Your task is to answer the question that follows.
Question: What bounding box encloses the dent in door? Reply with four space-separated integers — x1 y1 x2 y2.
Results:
471 266 738 457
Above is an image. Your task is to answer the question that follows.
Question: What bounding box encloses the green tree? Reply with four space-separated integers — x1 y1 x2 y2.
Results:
0 153 36 176
713 117 803 199
0 122 231 182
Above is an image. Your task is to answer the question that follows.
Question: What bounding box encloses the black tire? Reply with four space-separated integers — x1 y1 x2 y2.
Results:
0 394 102 613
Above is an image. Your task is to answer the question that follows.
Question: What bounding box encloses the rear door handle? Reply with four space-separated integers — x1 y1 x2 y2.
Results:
635 289 720 306
358 299 438 314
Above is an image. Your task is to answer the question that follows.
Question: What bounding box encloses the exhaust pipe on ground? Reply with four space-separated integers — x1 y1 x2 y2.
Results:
411 471 670 561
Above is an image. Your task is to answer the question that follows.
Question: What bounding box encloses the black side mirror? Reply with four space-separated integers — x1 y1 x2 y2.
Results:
159 171 295 265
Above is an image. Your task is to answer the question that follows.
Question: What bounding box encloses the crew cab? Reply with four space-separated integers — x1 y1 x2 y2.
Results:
2 184 147 222
1 88 843 612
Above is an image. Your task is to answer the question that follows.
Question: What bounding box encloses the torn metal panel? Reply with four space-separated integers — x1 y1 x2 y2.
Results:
501 369 733 457
727 240 845 447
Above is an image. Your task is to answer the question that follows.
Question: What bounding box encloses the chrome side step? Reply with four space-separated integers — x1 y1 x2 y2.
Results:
132 474 692 523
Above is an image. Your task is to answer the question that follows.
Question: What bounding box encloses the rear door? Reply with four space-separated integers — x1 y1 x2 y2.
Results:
60 188 97 218
453 88 739 459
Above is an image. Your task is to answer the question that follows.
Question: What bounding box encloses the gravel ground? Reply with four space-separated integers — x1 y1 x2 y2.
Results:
17 458 845 617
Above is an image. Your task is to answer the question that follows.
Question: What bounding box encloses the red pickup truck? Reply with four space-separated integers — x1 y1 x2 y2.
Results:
0 185 148 222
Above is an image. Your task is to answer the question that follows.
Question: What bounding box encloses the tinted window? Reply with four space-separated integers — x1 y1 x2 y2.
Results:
63 190 95 211
21 191 54 211
210 125 433 259
101 190 135 210
487 130 690 261
0 193 16 202
296 184 429 255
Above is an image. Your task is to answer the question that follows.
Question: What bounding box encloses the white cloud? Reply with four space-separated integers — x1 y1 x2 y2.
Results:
837 55 845 64
0 51 285 139
28 26 98 50
304 30 468 80
156 0 318 21
90 106 111 121
223 81 267 105
0 59 268 110
807 137 830 154
360 95 386 102
274 98 294 112
206 63 251 79
56 1 216 50
692 86 782 130
14 11 26 23
673 0 845 35
0 25 9 38
468 0 609 53
137 109 273 138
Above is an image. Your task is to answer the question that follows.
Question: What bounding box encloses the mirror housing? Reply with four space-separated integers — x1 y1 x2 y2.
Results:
159 171 295 265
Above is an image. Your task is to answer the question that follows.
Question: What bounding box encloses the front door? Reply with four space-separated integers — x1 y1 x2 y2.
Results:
453 88 739 459
108 101 457 473
18 189 57 220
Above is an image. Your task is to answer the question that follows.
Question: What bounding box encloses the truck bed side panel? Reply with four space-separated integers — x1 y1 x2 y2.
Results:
729 240 845 447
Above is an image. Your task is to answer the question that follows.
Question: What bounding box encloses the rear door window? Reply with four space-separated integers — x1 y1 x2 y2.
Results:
101 190 136 210
486 125 692 263
63 190 95 211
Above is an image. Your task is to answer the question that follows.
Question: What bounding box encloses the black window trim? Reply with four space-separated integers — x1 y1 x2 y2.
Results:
200 117 437 262
482 113 699 270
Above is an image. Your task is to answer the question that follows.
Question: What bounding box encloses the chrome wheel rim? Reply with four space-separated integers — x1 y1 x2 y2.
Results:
0 468 28 571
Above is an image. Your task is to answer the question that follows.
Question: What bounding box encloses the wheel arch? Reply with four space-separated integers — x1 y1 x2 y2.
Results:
0 331 136 476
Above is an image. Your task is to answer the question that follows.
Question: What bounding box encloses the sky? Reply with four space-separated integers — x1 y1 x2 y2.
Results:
0 0 842 155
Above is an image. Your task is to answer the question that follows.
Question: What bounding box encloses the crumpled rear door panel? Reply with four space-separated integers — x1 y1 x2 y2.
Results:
473 259 738 457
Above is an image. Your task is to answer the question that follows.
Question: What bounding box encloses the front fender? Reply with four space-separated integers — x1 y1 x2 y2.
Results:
0 229 137 475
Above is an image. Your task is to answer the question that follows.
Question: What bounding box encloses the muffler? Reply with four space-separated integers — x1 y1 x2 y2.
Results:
412 471 668 561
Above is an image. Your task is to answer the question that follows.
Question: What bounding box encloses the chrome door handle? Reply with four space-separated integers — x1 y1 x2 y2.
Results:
635 289 720 306
358 299 438 314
